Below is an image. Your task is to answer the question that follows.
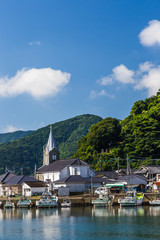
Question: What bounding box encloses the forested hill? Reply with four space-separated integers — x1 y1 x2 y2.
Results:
0 130 33 144
0 114 102 175
74 92 160 171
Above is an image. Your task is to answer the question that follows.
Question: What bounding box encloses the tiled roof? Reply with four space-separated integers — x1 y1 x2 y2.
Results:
118 174 147 182
95 171 119 179
54 175 86 184
0 172 17 183
37 158 88 173
3 175 40 185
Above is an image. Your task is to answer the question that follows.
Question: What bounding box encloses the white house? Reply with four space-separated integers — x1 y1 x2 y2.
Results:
22 181 48 196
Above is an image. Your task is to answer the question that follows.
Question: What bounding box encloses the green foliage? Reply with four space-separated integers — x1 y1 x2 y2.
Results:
73 117 122 162
0 131 33 144
74 91 160 171
0 114 102 175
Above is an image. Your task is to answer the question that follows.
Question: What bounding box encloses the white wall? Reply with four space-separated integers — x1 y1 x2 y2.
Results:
55 183 86 192
43 172 60 182
22 183 48 196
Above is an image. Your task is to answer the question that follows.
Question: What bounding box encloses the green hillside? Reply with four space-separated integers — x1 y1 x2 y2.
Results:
0 114 102 175
74 92 160 170
0 130 33 144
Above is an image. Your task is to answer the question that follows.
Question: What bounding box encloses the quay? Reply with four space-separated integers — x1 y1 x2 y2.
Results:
0 192 160 207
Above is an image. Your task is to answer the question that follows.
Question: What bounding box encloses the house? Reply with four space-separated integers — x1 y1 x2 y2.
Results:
35 126 95 193
1 175 44 196
0 172 17 196
22 181 48 196
117 174 147 191
134 165 160 182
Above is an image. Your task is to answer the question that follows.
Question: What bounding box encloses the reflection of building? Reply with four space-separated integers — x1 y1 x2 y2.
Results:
35 126 95 193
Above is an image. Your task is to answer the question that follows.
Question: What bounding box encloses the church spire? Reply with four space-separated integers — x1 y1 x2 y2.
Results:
46 125 57 151
43 125 60 166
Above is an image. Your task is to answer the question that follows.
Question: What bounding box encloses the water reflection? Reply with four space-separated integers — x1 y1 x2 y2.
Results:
0 207 160 239
0 206 160 220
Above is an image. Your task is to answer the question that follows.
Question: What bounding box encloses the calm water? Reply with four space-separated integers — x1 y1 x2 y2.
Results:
0 206 160 240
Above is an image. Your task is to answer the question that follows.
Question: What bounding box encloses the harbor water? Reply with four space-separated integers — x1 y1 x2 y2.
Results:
1 206 160 240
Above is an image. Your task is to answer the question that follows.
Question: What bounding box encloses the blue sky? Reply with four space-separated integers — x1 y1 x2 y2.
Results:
0 0 160 132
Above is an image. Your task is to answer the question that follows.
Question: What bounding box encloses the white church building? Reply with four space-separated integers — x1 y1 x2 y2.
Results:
36 126 95 193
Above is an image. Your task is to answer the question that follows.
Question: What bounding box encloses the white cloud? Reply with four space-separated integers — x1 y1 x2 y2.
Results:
4 125 23 133
0 68 71 99
90 90 114 99
135 66 160 96
90 90 107 99
139 20 160 47
98 64 135 87
98 76 113 86
97 61 160 97
138 61 154 73
112 64 135 84
29 41 41 46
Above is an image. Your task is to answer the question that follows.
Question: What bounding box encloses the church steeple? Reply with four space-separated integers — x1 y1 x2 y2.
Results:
46 125 57 151
43 125 60 166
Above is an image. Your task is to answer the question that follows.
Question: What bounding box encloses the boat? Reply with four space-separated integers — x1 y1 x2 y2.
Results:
36 191 58 208
61 198 71 207
92 194 114 207
149 199 160 206
17 197 32 208
118 190 144 207
4 198 15 208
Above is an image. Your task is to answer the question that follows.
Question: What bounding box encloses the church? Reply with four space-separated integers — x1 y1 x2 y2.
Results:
35 126 95 193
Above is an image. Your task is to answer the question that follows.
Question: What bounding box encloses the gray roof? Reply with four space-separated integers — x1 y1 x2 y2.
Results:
95 171 119 179
37 158 88 173
118 174 147 182
3 175 40 186
54 175 86 184
0 172 17 183
135 165 160 174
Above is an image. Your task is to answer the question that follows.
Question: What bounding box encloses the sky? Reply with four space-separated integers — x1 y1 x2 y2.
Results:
0 0 160 133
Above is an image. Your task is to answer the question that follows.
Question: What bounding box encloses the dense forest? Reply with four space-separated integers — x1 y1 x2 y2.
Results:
0 114 102 175
74 91 160 171
0 130 33 144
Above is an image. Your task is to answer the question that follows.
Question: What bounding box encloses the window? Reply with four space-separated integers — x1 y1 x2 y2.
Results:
52 155 57 160
74 168 78 175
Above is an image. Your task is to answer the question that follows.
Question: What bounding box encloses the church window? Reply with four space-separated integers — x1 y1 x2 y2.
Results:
74 168 78 175
52 155 57 160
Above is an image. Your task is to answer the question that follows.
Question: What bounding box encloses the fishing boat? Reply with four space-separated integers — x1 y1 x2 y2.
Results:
118 190 144 207
4 198 15 208
92 194 114 207
61 198 71 207
17 196 32 208
36 191 58 208
149 199 160 206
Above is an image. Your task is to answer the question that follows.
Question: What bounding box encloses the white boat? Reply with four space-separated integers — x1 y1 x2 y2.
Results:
4 198 15 208
61 198 71 207
36 192 58 208
17 197 32 208
149 199 160 206
92 194 114 207
118 190 144 207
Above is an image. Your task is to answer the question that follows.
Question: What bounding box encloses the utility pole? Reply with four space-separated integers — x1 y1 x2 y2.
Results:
118 158 119 172
127 155 129 175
